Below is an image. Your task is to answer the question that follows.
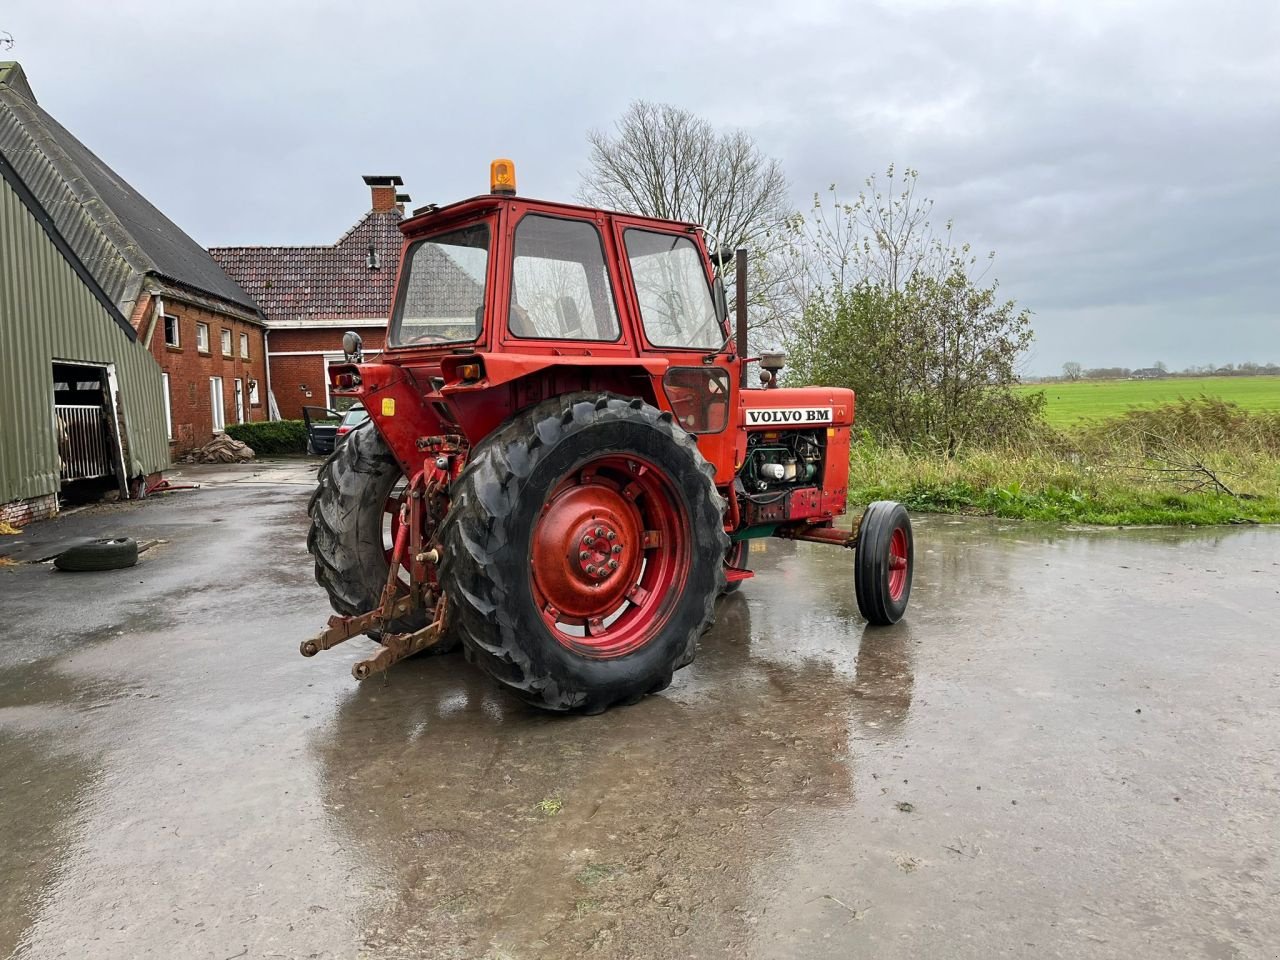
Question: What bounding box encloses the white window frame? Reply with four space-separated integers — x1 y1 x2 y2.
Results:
210 377 225 433
322 352 344 410
220 328 232 357
233 378 245 424
248 378 260 406
196 322 210 353
162 372 173 440
164 314 180 348
239 332 249 359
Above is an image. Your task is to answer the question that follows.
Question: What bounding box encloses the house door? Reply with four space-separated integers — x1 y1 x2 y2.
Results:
233 378 245 424
210 377 225 433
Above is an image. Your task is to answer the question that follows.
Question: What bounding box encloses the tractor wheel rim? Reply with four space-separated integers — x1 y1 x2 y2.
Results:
887 526 909 601
530 454 689 659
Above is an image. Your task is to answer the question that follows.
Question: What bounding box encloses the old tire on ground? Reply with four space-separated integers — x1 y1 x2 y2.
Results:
307 421 457 650
722 540 749 594
854 500 913 625
53 537 139 572
438 393 728 713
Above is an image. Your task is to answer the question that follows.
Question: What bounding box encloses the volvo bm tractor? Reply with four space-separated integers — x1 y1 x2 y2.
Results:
302 160 914 712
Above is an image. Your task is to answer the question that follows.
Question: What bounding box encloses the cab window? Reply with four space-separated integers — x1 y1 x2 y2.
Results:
391 223 489 346
623 229 723 349
509 215 620 340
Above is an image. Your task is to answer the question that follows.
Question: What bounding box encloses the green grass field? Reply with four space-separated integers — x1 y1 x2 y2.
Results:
1018 376 1280 427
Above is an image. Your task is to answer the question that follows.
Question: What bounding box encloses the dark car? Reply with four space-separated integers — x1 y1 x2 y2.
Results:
335 404 369 443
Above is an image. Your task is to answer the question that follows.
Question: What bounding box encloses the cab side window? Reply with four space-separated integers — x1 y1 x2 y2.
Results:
509 215 620 341
623 229 723 349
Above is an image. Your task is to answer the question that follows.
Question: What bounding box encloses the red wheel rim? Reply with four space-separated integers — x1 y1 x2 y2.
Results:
888 526 909 601
530 454 689 659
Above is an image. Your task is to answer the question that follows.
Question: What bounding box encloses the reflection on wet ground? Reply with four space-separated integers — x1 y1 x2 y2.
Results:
2 489 1278 959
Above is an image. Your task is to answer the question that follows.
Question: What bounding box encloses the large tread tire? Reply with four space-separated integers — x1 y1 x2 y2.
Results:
54 537 139 572
307 421 458 650
438 393 728 713
854 500 914 626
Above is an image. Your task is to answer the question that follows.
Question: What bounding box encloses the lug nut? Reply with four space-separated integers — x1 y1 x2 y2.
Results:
594 526 605 537
579 550 590 560
583 535 594 547
586 565 598 577
606 530 616 541
608 559 619 570
612 544 623 554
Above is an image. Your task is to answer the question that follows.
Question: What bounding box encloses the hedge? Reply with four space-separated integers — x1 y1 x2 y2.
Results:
225 420 308 455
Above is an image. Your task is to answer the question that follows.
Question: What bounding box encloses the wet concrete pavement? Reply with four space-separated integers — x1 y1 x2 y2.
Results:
2 469 1278 959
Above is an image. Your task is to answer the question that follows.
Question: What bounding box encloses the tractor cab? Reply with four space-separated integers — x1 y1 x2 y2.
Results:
309 160 914 712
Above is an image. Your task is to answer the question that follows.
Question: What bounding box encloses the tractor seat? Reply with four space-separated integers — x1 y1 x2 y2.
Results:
556 297 584 338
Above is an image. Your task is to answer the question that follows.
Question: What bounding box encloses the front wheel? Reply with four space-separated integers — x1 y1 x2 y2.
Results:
854 501 913 625
438 393 728 713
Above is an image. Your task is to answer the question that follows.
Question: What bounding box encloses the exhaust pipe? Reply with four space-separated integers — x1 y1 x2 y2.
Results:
735 248 748 387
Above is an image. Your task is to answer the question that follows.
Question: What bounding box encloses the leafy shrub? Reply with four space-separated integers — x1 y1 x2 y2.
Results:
225 419 307 455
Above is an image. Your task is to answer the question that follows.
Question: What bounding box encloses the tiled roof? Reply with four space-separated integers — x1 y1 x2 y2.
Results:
210 209 404 325
0 62 259 319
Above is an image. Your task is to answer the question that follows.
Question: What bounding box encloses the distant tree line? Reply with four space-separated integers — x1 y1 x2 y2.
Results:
1046 360 1280 383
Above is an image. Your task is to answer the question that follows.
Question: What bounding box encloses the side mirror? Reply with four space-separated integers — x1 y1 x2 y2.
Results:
342 330 364 363
711 275 729 325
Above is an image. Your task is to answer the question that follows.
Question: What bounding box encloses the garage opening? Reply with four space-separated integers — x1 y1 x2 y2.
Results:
52 361 123 502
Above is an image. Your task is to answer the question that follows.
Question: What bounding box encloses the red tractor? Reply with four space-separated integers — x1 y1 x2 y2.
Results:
302 160 914 712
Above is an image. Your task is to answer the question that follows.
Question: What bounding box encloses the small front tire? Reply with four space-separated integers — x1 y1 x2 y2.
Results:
854 501 913 625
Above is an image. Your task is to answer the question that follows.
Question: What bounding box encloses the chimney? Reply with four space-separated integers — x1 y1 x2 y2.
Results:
363 175 404 213
395 192 412 214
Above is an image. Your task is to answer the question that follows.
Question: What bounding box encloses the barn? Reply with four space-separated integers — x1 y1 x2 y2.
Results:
0 61 261 524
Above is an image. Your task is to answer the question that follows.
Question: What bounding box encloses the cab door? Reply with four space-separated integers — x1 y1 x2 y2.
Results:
609 216 740 485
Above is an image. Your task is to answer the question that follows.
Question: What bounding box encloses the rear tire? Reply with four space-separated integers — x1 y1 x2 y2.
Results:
438 393 728 713
854 501 913 625
307 421 458 649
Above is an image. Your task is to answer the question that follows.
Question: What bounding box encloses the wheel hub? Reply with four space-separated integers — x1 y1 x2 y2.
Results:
531 485 641 620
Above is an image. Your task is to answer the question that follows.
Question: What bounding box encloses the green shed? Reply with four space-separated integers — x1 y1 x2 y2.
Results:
0 62 170 524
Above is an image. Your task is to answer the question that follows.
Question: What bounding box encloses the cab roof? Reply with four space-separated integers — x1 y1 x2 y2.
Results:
399 194 703 238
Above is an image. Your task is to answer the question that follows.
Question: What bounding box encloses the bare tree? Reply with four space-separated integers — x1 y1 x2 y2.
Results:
579 101 795 333
1063 361 1083 381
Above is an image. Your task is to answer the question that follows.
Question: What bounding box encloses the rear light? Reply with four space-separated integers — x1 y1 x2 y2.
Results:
456 363 482 382
336 426 351 436
334 373 358 389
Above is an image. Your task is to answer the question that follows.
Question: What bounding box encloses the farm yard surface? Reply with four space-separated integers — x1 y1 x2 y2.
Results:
1019 375 1280 427
2 464 1278 959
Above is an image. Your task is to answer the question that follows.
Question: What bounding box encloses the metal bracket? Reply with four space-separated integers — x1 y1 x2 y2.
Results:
299 596 414 657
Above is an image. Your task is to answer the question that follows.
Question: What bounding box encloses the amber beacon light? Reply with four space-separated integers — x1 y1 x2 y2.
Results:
490 158 517 195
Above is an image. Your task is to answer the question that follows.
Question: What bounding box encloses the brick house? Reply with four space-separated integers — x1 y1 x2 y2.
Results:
211 176 411 420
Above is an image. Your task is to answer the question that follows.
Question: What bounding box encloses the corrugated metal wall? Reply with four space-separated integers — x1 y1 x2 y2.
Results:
0 176 169 503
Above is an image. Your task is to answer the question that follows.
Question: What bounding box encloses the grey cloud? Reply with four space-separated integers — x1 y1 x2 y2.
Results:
6 0 1277 372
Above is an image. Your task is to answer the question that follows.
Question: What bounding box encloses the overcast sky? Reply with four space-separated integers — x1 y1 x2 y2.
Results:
5 0 1277 374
